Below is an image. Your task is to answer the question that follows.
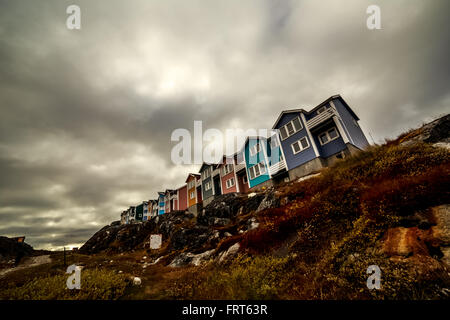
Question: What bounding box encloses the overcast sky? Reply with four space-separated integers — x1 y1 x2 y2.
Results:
0 0 449 250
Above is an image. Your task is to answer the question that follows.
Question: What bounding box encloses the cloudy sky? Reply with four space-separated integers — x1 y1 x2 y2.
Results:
0 0 449 250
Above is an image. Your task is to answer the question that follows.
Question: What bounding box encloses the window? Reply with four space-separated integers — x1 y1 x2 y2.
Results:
280 126 288 140
190 191 195 199
317 106 327 114
188 180 195 189
279 116 303 140
226 177 235 189
243 175 248 184
248 162 266 179
286 122 294 136
222 164 233 175
292 117 302 132
204 181 211 191
318 127 340 145
291 137 310 154
202 168 211 179
250 143 261 156
259 162 266 174
270 137 279 149
328 127 338 139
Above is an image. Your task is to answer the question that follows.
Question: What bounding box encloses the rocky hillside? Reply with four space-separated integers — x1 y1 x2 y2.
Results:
0 236 34 268
80 114 450 299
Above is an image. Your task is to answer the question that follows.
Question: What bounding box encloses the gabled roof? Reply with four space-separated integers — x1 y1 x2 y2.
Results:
198 162 214 173
185 173 200 182
271 94 360 129
271 108 306 129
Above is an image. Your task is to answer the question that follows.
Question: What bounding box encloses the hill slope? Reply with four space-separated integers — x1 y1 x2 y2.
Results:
2 114 449 300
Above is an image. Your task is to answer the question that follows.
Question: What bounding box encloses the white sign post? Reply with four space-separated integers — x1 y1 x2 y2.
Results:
150 234 162 249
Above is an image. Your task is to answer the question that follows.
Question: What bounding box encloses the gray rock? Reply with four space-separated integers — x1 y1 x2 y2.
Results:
247 217 259 231
218 242 240 263
256 192 280 212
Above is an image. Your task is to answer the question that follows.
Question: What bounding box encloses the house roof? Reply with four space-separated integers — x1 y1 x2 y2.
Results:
185 173 200 183
198 162 214 173
271 94 360 129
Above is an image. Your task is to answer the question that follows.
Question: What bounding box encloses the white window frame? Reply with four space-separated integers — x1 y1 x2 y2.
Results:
190 191 195 199
222 164 233 176
248 162 266 179
250 143 261 156
204 181 212 191
202 167 211 179
279 116 303 141
318 127 340 146
270 137 279 149
291 136 310 154
316 106 327 114
226 177 235 189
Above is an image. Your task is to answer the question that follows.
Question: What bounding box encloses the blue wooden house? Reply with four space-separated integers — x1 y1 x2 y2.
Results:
157 192 165 215
272 95 369 180
242 134 287 190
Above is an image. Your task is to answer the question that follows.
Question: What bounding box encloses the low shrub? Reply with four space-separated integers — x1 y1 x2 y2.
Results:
0 268 128 300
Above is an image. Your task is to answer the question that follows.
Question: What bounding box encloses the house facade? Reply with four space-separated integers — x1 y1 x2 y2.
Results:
243 135 287 190
177 184 188 211
219 156 238 194
199 163 218 206
135 203 144 222
186 173 202 214
127 206 136 223
234 150 250 193
142 201 148 221
272 95 369 180
149 199 159 218
164 189 178 213
120 210 127 225
158 192 165 215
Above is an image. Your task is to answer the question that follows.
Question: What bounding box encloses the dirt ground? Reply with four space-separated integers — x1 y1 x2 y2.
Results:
0 255 52 278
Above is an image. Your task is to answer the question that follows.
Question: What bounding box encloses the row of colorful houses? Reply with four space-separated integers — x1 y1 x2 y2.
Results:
120 95 369 224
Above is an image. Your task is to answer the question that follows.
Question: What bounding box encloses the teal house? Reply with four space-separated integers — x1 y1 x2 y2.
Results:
243 134 288 190
244 136 271 189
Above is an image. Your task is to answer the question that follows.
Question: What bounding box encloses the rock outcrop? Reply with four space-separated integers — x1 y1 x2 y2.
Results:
80 190 280 257
400 114 450 146
381 205 450 266
0 236 34 267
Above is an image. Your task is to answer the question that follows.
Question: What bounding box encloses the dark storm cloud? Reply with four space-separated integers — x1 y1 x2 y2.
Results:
0 0 449 249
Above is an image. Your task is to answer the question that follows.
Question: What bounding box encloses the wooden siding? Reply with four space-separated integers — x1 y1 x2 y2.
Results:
178 185 188 211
